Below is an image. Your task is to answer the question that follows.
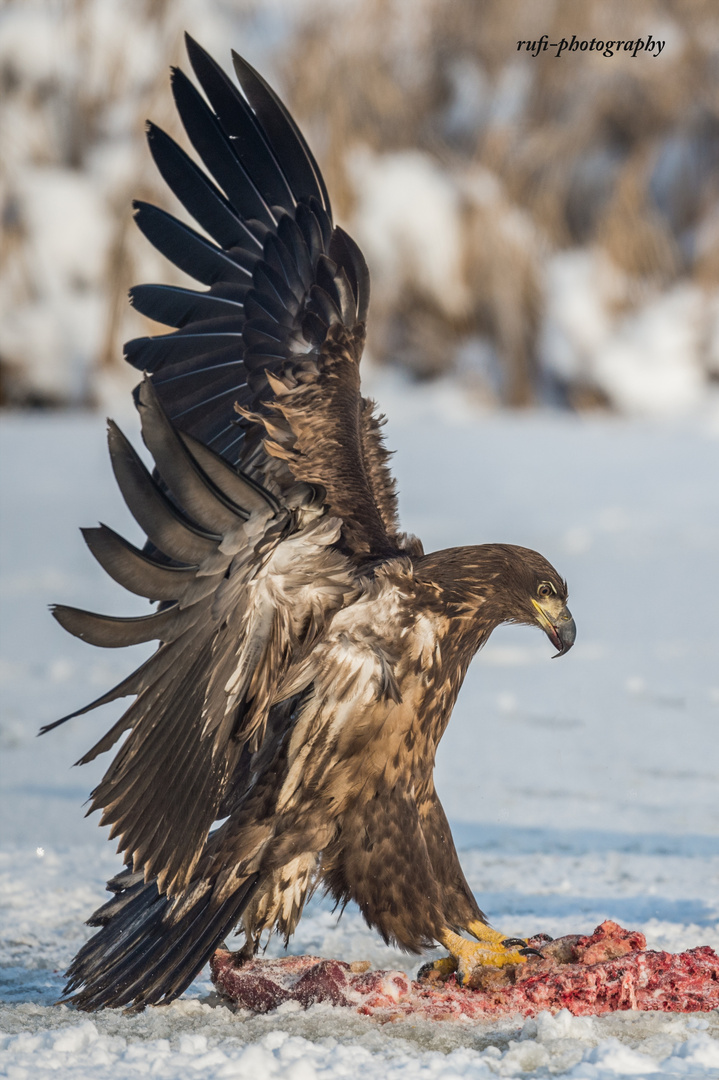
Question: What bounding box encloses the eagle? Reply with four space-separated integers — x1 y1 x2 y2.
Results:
45 36 575 1012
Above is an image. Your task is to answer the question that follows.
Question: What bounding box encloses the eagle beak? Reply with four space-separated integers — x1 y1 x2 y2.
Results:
531 600 576 658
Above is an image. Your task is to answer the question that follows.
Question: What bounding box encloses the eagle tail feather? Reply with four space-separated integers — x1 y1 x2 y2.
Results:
62 867 259 1012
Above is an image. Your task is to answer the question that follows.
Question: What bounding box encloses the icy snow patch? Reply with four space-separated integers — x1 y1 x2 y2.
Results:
1 1003 719 1079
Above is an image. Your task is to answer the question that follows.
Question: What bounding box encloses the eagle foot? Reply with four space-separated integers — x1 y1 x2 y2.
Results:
439 927 532 986
418 955 459 982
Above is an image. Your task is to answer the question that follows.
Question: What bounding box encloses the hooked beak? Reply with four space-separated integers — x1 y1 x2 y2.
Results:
531 599 576 658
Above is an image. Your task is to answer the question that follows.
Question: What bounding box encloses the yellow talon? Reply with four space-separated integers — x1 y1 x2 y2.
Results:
439 927 528 985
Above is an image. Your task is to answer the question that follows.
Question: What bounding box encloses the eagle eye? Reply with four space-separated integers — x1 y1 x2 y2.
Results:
537 582 555 598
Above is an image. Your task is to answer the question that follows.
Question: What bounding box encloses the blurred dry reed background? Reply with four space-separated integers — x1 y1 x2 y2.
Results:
1 0 718 414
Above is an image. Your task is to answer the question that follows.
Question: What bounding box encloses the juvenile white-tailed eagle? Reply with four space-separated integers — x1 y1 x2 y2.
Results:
46 37 575 1011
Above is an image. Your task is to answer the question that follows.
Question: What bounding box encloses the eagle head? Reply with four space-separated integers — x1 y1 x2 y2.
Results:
493 545 575 657
417 544 575 658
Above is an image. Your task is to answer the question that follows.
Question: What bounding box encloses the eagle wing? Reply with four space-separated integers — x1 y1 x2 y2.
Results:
47 379 359 895
126 35 401 557
47 38 416 895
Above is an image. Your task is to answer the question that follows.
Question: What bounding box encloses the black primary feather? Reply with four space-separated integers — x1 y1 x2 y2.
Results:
132 201 252 288
129 284 246 329
146 122 253 251
185 36 296 216
170 66 275 230
230 48 330 212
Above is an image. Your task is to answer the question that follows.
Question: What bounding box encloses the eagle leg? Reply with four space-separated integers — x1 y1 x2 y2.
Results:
437 927 534 985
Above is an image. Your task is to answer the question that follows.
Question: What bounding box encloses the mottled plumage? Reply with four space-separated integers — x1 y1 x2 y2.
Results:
47 37 575 1011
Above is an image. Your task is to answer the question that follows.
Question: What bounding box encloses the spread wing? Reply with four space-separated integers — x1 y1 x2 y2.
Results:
46 380 358 895
127 35 402 557
47 39 425 896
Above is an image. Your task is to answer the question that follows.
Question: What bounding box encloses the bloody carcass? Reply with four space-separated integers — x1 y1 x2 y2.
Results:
210 921 719 1020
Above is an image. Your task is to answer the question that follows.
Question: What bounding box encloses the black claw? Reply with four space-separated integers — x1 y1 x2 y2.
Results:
501 937 528 949
519 946 544 958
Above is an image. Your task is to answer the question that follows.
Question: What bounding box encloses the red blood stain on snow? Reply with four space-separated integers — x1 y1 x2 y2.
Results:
210 921 719 1020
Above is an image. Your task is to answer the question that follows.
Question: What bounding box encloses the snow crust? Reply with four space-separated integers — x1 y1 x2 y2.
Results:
1 392 719 1077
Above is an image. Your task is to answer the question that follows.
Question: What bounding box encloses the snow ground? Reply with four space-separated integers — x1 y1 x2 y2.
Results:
1 385 719 1077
